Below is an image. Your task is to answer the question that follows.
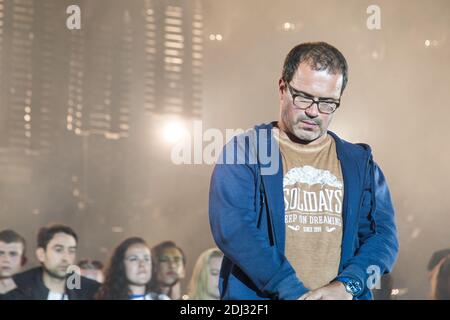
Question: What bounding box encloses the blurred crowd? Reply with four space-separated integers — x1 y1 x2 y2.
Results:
0 225 448 300
0 225 223 300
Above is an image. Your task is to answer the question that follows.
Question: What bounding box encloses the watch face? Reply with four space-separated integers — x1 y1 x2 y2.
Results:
347 280 362 296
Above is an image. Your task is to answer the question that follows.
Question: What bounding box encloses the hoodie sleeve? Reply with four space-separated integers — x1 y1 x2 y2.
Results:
337 159 399 298
209 138 309 300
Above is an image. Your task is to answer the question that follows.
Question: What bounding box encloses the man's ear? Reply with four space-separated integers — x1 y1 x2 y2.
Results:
36 248 46 263
278 78 286 97
19 244 27 266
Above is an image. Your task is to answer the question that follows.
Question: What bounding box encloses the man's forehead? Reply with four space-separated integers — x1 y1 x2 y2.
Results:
291 63 343 98
48 233 77 247
0 241 24 251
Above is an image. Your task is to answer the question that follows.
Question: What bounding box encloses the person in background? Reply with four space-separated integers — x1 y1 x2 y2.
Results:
188 248 223 300
430 254 450 300
427 248 450 299
427 248 450 280
0 229 27 299
96 237 169 300
78 259 104 283
11 224 100 300
149 241 186 300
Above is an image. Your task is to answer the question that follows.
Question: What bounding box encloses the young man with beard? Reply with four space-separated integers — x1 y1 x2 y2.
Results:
11 224 100 300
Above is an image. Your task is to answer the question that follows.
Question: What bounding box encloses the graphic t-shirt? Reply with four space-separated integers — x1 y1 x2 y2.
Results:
273 127 344 290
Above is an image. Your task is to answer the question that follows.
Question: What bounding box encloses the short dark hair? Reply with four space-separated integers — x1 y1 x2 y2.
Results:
282 42 349 94
37 224 78 250
428 248 450 271
435 255 450 300
0 229 27 265
0 229 26 247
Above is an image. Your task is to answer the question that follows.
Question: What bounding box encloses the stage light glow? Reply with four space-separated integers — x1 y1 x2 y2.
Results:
209 34 222 41
283 22 295 30
112 226 123 233
162 118 188 144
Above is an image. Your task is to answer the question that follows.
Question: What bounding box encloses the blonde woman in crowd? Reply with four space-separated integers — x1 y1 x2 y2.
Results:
188 248 223 300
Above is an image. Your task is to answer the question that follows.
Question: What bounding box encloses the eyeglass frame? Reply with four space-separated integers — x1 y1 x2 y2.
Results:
284 80 341 114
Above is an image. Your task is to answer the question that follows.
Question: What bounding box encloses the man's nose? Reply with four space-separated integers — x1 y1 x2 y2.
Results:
0 256 11 264
138 259 147 267
305 102 320 118
61 252 71 263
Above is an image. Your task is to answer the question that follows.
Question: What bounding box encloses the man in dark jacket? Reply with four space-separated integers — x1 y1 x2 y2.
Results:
0 229 28 300
4 224 99 300
209 42 399 300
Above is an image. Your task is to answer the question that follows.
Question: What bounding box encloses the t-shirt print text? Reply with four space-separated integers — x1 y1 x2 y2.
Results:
283 165 343 233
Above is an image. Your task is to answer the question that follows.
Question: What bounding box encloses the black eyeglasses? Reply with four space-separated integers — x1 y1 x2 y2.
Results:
285 81 340 114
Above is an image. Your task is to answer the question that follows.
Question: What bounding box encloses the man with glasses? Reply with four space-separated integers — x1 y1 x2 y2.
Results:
209 42 399 300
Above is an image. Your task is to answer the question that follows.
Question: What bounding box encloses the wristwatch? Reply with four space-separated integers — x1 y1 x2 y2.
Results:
335 276 363 297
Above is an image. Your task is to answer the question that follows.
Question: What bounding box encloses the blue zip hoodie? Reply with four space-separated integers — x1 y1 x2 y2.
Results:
209 122 399 300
